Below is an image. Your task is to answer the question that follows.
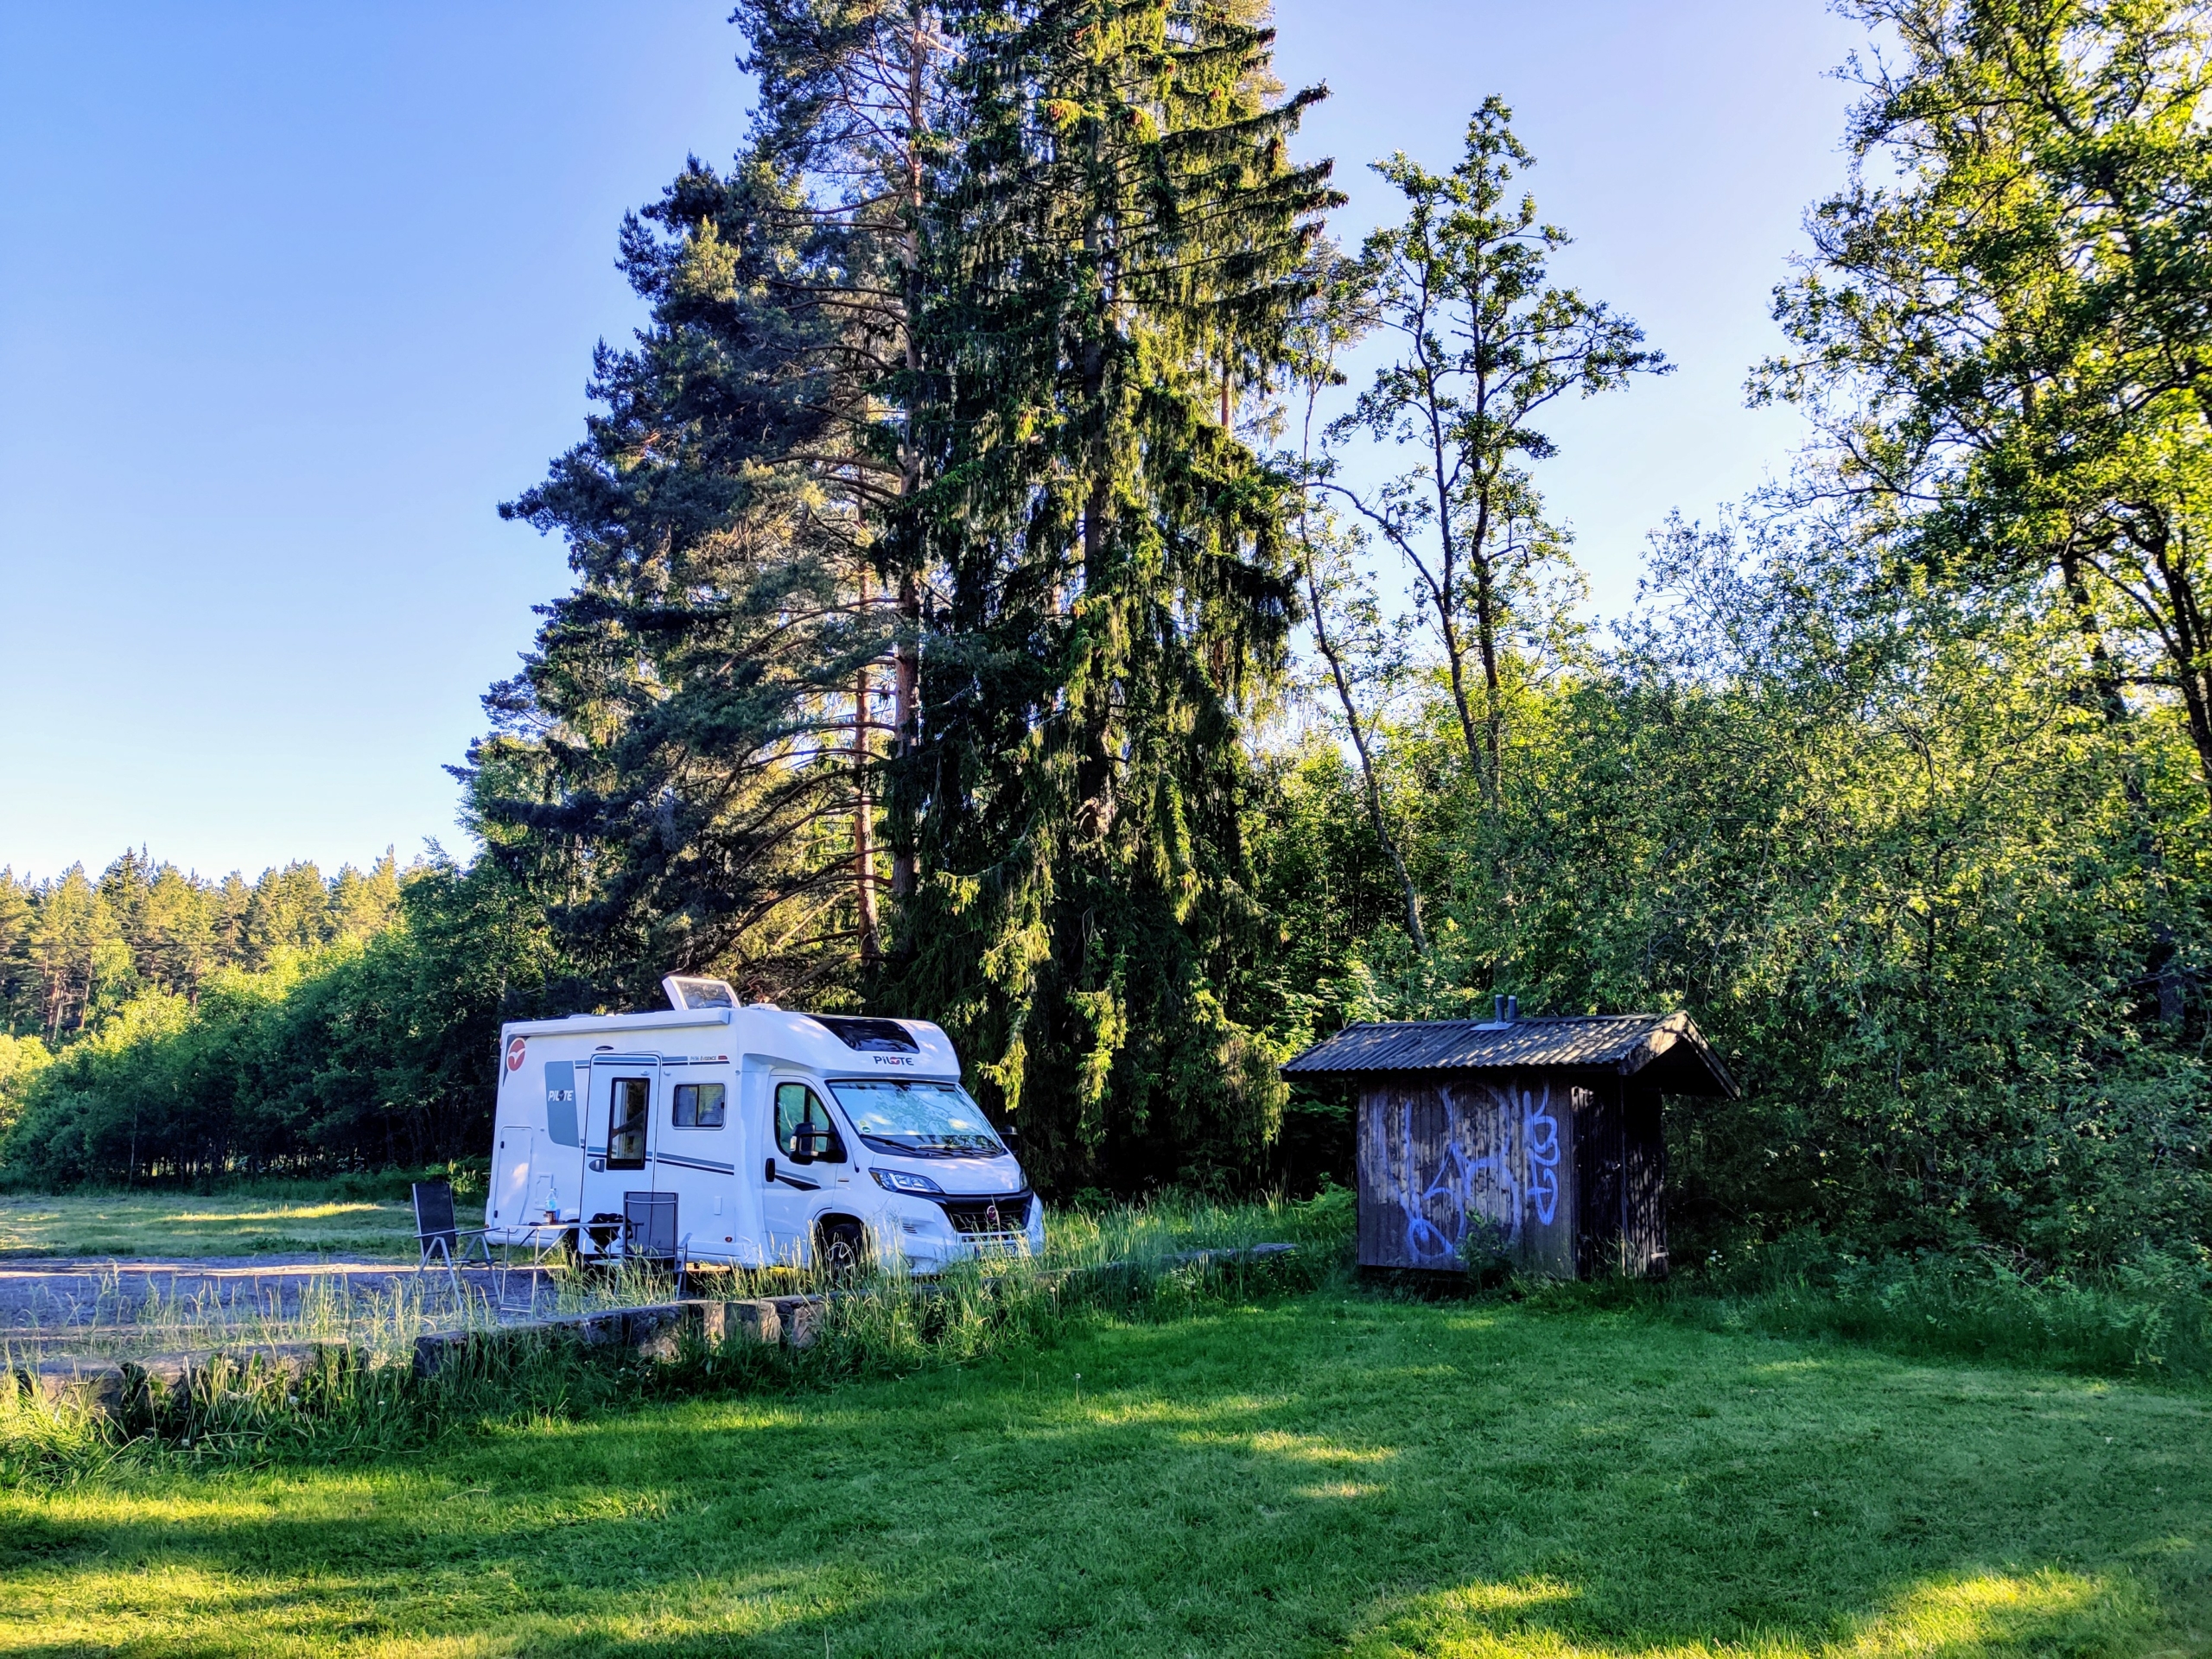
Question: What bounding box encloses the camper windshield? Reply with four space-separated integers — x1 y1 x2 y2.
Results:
827 1078 1006 1158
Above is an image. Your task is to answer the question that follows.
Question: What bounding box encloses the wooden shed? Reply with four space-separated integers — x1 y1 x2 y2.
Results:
1282 1004 1736 1280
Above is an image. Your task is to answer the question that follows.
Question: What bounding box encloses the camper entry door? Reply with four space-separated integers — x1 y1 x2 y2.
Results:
579 1055 663 1255
652 1062 742 1262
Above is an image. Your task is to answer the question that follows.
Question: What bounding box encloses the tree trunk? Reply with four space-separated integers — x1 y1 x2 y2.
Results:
855 567 882 966
890 0 929 903
1470 546 1504 796
1429 590 1484 779
1303 564 1426 950
2063 545 2185 1027
2145 530 2212 813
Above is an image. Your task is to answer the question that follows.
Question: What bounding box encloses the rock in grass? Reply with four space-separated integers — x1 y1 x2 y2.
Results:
767 1296 822 1349
691 1299 782 1347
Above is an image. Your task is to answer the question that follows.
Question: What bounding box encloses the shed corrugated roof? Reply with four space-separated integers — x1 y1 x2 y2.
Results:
1281 1011 1737 1096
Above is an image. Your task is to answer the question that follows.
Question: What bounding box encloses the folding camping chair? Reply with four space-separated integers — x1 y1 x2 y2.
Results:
622 1190 685 1295
411 1179 495 1298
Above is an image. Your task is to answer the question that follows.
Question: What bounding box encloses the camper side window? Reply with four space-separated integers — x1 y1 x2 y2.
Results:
774 1081 844 1164
607 1077 650 1169
672 1082 725 1128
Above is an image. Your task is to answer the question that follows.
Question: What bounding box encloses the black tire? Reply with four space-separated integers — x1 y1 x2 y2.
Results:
817 1219 867 1281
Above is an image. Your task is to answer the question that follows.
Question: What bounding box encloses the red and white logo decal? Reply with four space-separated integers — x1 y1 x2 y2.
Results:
505 1036 527 1073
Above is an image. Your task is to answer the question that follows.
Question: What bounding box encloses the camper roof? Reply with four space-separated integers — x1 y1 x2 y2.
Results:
498 1002 964 1080
502 1007 734 1039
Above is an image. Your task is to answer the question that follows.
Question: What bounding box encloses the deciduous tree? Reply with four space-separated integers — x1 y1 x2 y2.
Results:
1323 99 1667 797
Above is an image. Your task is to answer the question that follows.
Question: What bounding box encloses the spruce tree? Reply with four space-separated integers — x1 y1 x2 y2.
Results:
881 0 1338 1183
478 0 1338 1186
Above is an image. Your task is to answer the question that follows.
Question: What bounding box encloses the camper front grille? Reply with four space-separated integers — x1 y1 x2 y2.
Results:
938 1194 1033 1237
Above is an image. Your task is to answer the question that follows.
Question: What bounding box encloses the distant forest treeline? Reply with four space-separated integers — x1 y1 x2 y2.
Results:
0 852 404 1039
0 854 559 1180
5 0 2211 1277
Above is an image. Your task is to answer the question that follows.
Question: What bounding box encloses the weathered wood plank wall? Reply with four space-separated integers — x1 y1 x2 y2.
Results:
1623 1084 1668 1277
1356 1071 1669 1280
1355 1075 1578 1274
1572 1082 1620 1279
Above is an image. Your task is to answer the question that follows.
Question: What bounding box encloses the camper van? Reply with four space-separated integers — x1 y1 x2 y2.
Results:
481 976 1042 1273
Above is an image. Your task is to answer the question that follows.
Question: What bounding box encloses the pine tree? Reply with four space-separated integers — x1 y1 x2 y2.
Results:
331 851 404 941
0 871 35 1035
736 0 957 913
143 862 219 997
211 872 251 966
98 850 156 979
28 867 121 1038
474 154 897 1003
243 861 332 966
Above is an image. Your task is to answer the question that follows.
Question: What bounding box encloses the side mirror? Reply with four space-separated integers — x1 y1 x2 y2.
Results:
1000 1122 1022 1150
764 1158 776 1185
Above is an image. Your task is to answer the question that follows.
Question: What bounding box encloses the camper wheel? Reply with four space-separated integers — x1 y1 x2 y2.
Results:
817 1218 867 1281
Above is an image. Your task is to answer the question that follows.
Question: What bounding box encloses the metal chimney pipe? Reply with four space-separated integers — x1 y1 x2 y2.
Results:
1505 995 1519 1023
1493 994 1508 1024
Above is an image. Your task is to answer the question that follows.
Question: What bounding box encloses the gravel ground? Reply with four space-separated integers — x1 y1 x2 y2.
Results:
0 1256 564 1357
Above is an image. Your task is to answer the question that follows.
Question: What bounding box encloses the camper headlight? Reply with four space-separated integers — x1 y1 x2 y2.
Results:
869 1166 944 1196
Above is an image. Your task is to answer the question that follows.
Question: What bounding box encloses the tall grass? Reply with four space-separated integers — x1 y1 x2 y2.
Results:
1041 1185 1352 1268
1677 1237 2212 1382
1497 1231 2212 1386
1 1191 1352 1485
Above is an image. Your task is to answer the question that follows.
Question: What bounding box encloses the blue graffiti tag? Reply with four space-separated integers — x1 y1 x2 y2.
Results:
1523 1087 1560 1225
1401 1085 1523 1262
1463 1121 1515 1243
1403 1135 1471 1262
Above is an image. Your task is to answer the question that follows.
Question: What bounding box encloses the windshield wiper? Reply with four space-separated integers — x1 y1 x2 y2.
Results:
860 1135 1005 1159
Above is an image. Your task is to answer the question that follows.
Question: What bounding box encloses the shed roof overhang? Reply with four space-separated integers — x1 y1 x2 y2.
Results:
1281 1010 1738 1098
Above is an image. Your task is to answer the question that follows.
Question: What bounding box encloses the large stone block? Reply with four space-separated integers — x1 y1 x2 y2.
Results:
720 1299 783 1346
21 1361 125 1417
544 1309 627 1348
768 1294 823 1349
622 1302 702 1361
412 1328 480 1380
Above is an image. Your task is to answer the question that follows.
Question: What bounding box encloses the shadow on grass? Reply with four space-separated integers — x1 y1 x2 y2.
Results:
2 1295 2207 1656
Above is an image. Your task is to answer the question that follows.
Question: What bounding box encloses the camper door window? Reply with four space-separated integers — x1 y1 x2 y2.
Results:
607 1077 650 1169
774 1081 844 1164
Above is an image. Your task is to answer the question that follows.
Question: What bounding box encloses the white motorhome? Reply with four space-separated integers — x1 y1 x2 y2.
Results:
482 976 1042 1273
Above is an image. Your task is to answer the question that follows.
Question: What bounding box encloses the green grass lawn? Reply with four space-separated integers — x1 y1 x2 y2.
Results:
0 1192 415 1259
3 1288 2207 1657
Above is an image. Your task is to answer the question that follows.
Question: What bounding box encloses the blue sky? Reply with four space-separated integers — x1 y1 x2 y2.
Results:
0 1 1867 882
